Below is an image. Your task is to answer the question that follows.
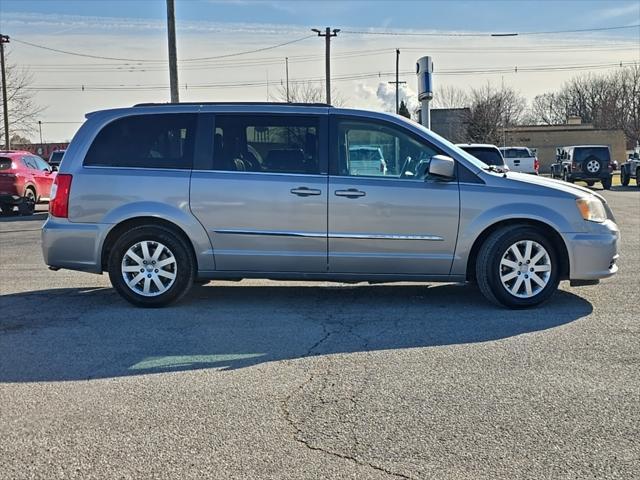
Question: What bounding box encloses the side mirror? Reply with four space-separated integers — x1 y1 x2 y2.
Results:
428 155 455 180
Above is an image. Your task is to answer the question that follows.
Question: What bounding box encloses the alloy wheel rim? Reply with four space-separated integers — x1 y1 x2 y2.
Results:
121 241 177 297
586 160 600 173
499 240 552 299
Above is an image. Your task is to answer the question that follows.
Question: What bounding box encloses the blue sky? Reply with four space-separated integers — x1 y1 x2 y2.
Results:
0 1 638 141
2 0 639 35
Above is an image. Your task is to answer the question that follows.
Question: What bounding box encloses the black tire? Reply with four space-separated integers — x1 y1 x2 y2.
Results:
108 225 195 307
637 169 640 188
476 226 560 309
562 170 572 183
602 176 612 190
19 188 36 216
585 180 595 187
620 168 630 186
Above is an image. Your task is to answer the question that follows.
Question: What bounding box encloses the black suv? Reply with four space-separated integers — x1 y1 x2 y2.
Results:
551 145 613 189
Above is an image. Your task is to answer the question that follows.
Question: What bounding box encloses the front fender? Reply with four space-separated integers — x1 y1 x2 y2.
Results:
451 202 576 276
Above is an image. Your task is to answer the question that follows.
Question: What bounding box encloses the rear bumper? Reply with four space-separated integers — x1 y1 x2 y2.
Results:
42 218 110 273
568 173 610 182
563 220 619 281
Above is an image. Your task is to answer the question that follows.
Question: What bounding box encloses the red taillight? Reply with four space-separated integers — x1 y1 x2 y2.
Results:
534 158 539 172
49 174 72 218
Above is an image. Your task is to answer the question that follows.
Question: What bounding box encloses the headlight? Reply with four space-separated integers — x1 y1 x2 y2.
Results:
576 197 607 223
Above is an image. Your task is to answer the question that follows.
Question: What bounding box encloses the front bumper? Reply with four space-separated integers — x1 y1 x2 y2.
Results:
42 217 110 273
563 219 619 281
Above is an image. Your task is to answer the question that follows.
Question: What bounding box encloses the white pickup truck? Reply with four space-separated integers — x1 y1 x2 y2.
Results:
499 147 539 174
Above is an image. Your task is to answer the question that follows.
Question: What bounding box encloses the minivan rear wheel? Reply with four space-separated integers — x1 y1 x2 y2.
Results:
108 226 194 307
476 226 560 308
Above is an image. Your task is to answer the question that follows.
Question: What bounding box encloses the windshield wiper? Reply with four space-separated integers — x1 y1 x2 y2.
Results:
483 165 505 173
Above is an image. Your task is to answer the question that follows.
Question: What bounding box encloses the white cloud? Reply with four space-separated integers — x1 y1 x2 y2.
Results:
375 82 419 113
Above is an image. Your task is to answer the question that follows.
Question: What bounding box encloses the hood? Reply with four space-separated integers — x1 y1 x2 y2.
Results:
498 171 608 203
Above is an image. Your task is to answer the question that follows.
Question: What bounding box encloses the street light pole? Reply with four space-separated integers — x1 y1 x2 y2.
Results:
0 34 10 149
38 120 43 145
311 27 339 105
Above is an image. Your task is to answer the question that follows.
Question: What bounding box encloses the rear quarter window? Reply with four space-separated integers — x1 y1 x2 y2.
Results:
84 113 197 169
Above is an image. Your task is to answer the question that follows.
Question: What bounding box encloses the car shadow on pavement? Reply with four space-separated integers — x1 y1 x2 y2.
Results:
0 283 593 383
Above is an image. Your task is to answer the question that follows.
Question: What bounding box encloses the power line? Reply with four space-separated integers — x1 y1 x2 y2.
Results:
25 61 638 92
10 34 314 63
343 24 640 37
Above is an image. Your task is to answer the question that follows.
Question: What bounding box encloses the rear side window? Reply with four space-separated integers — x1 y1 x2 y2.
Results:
460 147 504 166
0 157 13 170
213 115 319 174
22 157 39 170
84 114 197 169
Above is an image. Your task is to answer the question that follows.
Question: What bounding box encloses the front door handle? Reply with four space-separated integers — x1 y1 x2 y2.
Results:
290 187 322 197
335 189 366 198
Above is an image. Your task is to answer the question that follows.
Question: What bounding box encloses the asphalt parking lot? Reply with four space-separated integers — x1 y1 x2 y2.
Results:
1 186 639 480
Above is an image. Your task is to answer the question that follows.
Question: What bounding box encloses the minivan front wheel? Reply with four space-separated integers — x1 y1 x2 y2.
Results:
108 226 194 307
476 226 560 308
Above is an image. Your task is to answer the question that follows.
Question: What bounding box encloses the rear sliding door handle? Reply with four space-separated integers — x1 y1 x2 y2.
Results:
290 187 322 197
335 189 366 198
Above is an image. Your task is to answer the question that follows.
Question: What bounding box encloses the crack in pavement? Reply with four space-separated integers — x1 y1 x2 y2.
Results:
280 288 417 480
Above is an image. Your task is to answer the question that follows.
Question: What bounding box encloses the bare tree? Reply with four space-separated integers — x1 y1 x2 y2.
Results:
0 53 44 146
466 83 526 144
525 66 640 148
273 80 346 107
524 92 571 125
431 85 469 109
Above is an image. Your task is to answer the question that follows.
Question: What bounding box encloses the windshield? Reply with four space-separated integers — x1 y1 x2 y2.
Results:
349 148 383 162
459 147 504 166
49 151 64 164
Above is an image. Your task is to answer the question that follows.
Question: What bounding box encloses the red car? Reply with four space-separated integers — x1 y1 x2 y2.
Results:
0 150 56 215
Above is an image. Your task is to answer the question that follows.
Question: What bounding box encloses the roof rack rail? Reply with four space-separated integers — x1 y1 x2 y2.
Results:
133 101 333 108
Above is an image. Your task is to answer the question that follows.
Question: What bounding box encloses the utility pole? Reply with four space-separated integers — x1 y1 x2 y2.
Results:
311 27 339 104
388 49 406 114
285 57 290 102
0 34 10 149
166 0 179 103
38 120 43 145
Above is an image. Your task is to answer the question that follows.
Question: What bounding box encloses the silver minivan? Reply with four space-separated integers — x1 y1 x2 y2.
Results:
42 103 619 308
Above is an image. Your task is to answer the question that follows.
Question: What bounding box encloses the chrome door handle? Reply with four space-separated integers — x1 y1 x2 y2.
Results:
290 187 322 197
335 189 366 198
